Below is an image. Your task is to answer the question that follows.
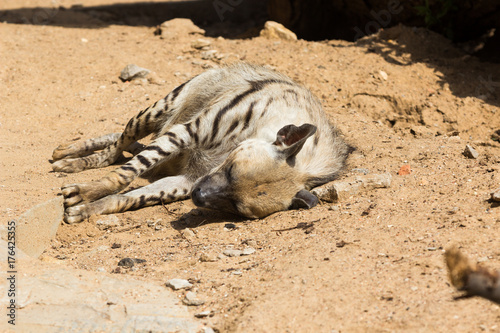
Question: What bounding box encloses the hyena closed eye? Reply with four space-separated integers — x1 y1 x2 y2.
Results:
52 63 352 223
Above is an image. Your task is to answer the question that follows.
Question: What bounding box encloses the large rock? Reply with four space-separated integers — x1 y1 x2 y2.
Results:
1 197 64 258
260 21 297 41
0 259 203 332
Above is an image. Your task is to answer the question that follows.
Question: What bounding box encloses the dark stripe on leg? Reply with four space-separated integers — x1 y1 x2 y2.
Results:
137 155 152 168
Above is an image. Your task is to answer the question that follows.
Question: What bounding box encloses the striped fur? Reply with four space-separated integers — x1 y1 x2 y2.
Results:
52 63 352 223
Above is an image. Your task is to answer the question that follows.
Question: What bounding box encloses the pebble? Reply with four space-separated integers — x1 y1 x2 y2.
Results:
183 291 205 306
95 215 120 230
241 247 256 256
199 253 218 262
195 311 212 318
166 278 193 290
352 168 369 175
119 64 150 81
398 165 411 176
463 144 479 159
223 249 242 257
379 70 388 80
224 223 237 231
191 38 211 49
202 328 215 333
111 243 121 249
242 239 257 247
117 258 146 268
201 50 218 60
490 188 500 202
260 21 297 41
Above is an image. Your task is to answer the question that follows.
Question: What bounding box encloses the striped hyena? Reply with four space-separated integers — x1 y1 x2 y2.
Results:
52 63 352 223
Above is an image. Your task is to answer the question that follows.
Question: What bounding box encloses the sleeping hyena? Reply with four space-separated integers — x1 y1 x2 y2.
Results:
52 63 352 223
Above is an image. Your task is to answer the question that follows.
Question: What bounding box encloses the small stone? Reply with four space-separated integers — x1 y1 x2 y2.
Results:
329 205 340 211
147 72 164 85
260 21 297 41
242 239 257 247
195 310 212 318
181 228 196 239
398 165 411 176
183 291 205 306
223 249 242 257
379 70 388 80
336 240 347 248
95 215 120 230
118 258 146 268
477 257 489 263
119 64 150 81
166 278 193 290
111 243 121 249
191 38 211 49
463 144 479 159
201 50 218 60
199 253 218 262
232 270 242 275
352 168 369 175
241 247 256 256
202 327 216 333
224 223 237 231
490 188 500 202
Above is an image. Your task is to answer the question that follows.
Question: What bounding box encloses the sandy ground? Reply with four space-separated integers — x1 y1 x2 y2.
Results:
1 1 500 332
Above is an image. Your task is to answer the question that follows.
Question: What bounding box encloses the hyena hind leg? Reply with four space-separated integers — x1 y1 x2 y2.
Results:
63 176 192 223
52 97 168 173
51 134 146 173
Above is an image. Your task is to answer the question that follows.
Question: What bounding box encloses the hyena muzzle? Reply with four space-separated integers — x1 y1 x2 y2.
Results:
51 63 352 223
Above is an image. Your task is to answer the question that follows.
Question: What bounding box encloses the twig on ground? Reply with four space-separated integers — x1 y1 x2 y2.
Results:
445 246 500 305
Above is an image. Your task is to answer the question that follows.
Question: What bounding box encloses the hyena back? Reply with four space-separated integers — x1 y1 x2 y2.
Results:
52 63 352 223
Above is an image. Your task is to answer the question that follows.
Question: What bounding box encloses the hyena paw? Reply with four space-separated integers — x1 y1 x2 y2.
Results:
52 144 78 161
64 204 89 224
61 182 107 207
52 158 87 173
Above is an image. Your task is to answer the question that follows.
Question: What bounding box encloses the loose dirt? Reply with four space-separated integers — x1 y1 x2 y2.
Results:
1 1 499 332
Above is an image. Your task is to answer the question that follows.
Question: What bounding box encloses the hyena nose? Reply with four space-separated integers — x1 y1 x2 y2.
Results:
191 187 207 207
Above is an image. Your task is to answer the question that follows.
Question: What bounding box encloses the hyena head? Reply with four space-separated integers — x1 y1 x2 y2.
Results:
192 124 319 218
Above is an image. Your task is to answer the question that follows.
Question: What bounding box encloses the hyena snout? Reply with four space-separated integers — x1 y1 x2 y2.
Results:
191 173 238 214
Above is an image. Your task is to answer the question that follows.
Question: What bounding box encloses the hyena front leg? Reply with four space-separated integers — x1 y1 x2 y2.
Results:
62 123 193 208
52 97 169 173
64 176 192 223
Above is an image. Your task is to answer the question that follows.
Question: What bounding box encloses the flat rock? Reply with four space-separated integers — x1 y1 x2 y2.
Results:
260 21 297 41
2 197 64 258
312 173 392 203
191 38 211 49
223 249 242 257
0 262 202 332
119 64 150 81
166 279 193 290
242 247 256 256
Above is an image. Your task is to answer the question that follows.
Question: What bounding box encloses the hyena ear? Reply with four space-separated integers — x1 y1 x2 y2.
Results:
289 189 319 210
274 124 317 159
